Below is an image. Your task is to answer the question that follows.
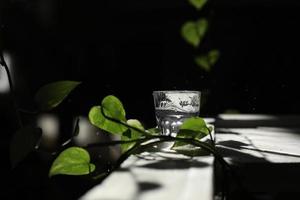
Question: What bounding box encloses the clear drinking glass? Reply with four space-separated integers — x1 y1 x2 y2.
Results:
153 91 201 139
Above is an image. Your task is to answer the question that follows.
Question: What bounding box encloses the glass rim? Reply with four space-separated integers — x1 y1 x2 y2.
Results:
153 90 201 94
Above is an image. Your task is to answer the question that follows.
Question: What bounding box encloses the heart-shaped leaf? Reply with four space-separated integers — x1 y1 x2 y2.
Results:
188 0 208 10
89 95 127 135
180 117 208 133
10 126 42 168
173 117 209 147
49 147 95 177
196 19 208 40
181 19 208 48
195 49 220 71
35 80 81 111
181 22 199 47
101 95 126 121
121 119 144 152
208 49 220 65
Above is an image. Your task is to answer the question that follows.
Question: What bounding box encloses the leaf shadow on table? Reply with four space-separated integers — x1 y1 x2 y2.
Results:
135 159 210 170
215 128 300 200
129 159 210 197
216 140 267 163
138 181 161 192
215 140 300 200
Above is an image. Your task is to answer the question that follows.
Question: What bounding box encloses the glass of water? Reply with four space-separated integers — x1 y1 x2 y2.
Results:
153 90 201 149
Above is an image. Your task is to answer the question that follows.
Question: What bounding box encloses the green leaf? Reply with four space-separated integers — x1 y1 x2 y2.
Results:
195 56 210 71
188 0 208 10
10 126 42 168
195 49 220 71
208 49 220 65
121 119 144 152
49 147 95 177
196 18 208 38
181 22 199 47
181 19 208 48
146 127 160 135
35 81 81 111
127 119 144 132
101 95 126 121
180 117 208 132
173 117 209 148
173 130 207 147
88 95 127 135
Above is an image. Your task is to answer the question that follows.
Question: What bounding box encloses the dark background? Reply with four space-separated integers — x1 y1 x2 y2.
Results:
1 0 300 199
1 0 300 126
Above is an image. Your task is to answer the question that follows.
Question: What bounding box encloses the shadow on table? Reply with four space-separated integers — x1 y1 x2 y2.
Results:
136 159 210 170
215 127 300 200
138 181 161 192
216 140 267 163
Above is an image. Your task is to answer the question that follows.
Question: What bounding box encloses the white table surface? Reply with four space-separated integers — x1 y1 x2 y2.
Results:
215 115 300 196
216 127 300 163
80 151 214 200
80 114 300 199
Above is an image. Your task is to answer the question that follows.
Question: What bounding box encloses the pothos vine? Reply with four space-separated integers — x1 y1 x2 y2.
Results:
1 52 248 200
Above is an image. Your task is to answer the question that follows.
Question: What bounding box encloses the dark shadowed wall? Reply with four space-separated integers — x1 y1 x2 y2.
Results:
2 1 300 127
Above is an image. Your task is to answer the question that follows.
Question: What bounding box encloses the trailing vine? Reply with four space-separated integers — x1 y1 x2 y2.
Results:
2 76 248 200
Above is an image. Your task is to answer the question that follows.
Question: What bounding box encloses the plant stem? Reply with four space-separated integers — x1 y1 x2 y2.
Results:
93 140 145 181
100 106 152 137
87 134 226 171
0 51 23 128
98 135 226 183
86 137 149 148
96 98 251 197
89 133 249 199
